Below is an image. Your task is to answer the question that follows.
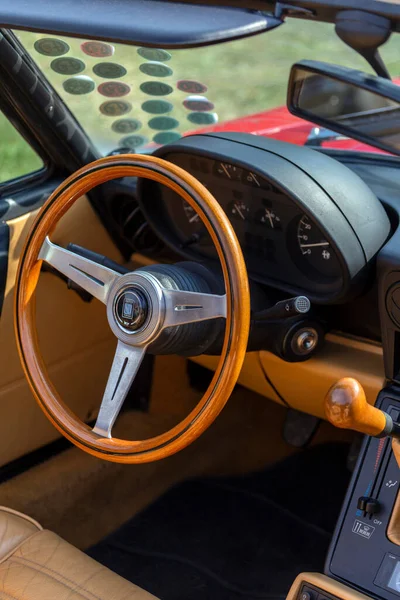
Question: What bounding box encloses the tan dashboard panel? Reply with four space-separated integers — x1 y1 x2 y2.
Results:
192 334 385 418
0 197 121 466
287 573 374 600
190 351 284 405
260 334 385 418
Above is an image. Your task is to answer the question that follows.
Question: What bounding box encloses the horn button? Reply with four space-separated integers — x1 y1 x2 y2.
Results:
107 271 165 345
114 288 148 332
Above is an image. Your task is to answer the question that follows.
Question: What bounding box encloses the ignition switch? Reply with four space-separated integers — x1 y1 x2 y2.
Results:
292 327 319 356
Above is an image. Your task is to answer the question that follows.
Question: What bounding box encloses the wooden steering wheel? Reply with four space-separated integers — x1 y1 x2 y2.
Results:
14 155 250 463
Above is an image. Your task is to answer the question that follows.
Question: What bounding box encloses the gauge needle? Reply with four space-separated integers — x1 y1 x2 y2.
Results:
221 164 231 179
300 242 330 248
189 214 200 223
265 210 274 229
234 204 245 220
249 172 260 187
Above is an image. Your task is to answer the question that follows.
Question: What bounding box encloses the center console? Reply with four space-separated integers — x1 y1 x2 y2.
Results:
287 387 400 600
325 387 400 599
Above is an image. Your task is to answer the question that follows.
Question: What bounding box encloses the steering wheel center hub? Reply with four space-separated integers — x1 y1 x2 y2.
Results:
107 271 165 345
114 287 149 332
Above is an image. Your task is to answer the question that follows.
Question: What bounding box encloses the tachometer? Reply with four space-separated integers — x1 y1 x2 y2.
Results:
297 215 341 279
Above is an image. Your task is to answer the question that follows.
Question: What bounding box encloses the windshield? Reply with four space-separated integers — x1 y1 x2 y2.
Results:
15 22 400 156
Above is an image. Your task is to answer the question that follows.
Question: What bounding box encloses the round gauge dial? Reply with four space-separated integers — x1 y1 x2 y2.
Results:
297 215 341 279
229 200 250 221
183 201 201 228
255 207 282 230
180 200 209 248
215 161 242 181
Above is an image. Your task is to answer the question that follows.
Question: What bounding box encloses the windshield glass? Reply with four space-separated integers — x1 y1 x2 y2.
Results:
15 22 400 156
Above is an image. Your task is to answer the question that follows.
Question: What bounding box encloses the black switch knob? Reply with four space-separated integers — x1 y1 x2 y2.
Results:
357 496 381 515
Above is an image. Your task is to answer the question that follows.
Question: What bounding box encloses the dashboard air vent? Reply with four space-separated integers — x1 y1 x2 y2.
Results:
110 193 163 255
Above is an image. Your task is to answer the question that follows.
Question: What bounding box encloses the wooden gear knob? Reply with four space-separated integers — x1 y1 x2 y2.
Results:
325 378 400 468
325 377 388 437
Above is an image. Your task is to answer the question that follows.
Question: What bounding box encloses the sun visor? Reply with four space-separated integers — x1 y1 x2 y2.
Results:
0 0 283 48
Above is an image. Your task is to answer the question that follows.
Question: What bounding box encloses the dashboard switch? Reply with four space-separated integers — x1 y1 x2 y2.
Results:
357 496 381 515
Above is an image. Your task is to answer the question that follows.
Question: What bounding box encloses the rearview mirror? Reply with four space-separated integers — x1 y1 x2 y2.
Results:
288 60 400 156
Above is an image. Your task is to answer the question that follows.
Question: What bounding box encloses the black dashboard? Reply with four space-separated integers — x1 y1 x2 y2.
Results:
137 132 391 304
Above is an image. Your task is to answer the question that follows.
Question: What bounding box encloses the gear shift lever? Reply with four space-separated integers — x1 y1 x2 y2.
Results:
325 377 400 438
326 378 400 520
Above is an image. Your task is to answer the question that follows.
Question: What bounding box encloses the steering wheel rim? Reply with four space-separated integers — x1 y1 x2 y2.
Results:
14 154 250 463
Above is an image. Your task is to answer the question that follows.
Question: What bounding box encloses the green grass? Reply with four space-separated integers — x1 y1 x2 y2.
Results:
0 114 43 183
2 20 400 182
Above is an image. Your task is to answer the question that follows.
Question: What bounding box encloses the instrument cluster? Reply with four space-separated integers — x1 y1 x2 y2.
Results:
137 133 390 303
165 153 342 288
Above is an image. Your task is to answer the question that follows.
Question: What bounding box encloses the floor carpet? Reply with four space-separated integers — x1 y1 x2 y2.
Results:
88 442 351 600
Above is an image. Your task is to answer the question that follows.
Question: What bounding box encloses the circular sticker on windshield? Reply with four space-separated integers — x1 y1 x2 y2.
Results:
153 131 181 145
98 82 131 97
187 112 218 125
100 100 132 116
34 38 70 57
112 118 142 134
177 80 207 94
140 81 173 96
183 95 214 112
81 41 114 57
139 62 173 78
137 48 171 62
63 76 95 95
141 99 173 114
148 116 179 131
120 135 148 148
93 62 127 79
51 57 85 75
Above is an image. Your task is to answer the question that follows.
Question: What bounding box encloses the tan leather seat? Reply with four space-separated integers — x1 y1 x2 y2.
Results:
0 506 158 599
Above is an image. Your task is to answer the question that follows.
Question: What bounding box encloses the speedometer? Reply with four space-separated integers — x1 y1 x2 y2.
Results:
297 215 342 279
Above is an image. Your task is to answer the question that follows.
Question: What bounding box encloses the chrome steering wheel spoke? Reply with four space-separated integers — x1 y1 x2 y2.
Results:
38 237 120 304
92 341 147 438
162 288 227 328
